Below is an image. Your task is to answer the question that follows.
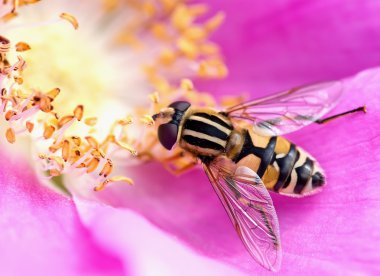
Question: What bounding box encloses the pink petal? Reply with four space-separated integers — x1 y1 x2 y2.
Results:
88 68 380 274
0 149 124 275
74 197 247 276
275 68 380 274
198 0 380 94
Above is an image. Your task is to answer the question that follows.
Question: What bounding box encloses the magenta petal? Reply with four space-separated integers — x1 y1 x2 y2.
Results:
0 150 124 275
199 0 380 95
92 68 380 274
74 198 247 276
272 68 380 274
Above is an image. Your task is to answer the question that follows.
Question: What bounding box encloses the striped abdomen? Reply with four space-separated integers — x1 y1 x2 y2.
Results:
179 111 233 157
233 129 325 196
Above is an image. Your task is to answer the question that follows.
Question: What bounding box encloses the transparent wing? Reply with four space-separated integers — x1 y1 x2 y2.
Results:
203 156 282 271
226 81 342 136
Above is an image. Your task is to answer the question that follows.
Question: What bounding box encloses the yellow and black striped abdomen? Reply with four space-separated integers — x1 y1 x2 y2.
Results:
179 111 233 157
233 129 325 196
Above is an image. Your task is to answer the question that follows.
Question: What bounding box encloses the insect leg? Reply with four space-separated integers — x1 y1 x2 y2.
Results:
315 106 366 124
161 151 198 175
167 161 198 175
137 135 160 161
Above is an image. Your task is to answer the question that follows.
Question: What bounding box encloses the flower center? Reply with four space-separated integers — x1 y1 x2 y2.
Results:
0 0 228 193
8 26 114 118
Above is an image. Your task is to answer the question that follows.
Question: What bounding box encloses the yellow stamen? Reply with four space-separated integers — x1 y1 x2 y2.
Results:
180 79 194 91
200 42 219 55
73 105 83 121
25 121 34 132
204 12 225 32
109 135 137 155
84 117 97 126
5 128 16 143
149 92 160 104
43 125 55 139
71 136 81 146
47 156 65 171
58 115 74 128
86 157 100 173
171 4 193 31
177 37 198 59
46 88 60 101
117 116 133 126
141 114 155 126
15 42 31 52
94 176 133 192
1 0 228 193
60 13 79 30
14 76 23 84
1 12 17 22
62 139 70 162
85 136 99 149
183 26 207 41
37 95 53 113
91 148 105 159
19 0 41 4
5 110 16 121
150 23 169 40
49 143 62 153
99 158 113 177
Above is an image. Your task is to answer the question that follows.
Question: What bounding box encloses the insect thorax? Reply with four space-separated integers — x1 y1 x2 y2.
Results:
179 109 234 157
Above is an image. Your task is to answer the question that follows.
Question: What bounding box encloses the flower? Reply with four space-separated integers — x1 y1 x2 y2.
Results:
78 67 380 275
1 0 226 193
0 0 242 275
83 1 380 274
1 0 380 275
0 148 124 275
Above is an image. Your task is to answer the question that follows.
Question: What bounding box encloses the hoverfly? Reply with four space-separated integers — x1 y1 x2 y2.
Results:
152 81 365 272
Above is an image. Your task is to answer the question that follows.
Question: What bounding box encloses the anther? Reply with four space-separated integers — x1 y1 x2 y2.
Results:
204 12 225 32
99 159 113 177
47 88 60 101
73 105 83 121
71 136 81 146
94 176 133 192
25 121 34 133
5 110 16 121
84 117 97 126
149 92 160 103
43 125 55 139
85 136 99 149
15 42 31 52
181 79 194 91
62 140 70 162
58 115 74 128
108 135 137 155
117 116 133 125
86 157 100 173
5 128 16 143
60 13 79 30
141 114 155 126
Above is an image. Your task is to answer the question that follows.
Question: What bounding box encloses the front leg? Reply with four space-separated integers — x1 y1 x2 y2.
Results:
161 151 198 176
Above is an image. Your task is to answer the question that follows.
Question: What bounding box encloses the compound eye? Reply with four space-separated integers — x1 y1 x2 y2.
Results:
158 123 178 150
169 101 191 112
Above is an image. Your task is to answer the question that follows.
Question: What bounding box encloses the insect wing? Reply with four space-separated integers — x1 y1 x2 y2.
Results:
204 157 282 271
226 81 342 136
